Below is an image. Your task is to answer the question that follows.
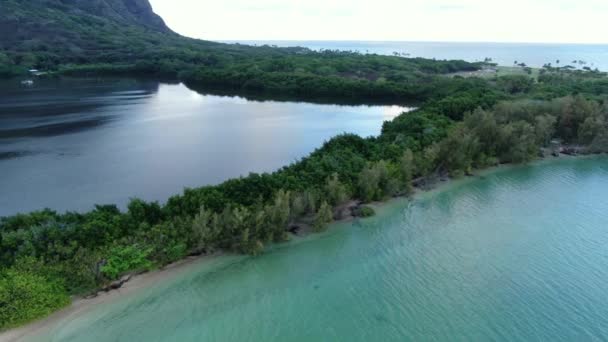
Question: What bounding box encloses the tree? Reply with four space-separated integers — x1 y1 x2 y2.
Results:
464 108 500 165
416 143 440 176
556 96 601 142
191 206 216 254
500 121 537 163
313 201 333 232
266 190 291 242
578 116 606 145
438 124 479 176
358 166 378 203
497 75 533 94
303 190 317 215
534 115 557 146
127 198 162 225
589 130 608 153
357 161 393 202
324 173 349 206
290 193 307 221
246 209 267 255
398 149 415 194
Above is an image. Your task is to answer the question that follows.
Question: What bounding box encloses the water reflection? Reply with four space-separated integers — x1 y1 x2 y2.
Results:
0 79 160 140
0 78 411 216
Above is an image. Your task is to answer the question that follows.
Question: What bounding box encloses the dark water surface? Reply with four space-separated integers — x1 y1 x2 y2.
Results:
0 78 408 216
32 156 608 341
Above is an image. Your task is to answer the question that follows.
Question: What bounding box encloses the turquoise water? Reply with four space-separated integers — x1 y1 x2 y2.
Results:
36 157 608 341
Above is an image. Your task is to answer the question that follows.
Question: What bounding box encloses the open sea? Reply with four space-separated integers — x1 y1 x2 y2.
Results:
226 41 608 71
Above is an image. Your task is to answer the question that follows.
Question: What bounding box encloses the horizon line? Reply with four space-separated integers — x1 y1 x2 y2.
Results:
216 39 608 46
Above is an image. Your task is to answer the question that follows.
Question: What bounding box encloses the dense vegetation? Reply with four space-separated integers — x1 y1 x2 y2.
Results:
2 68 608 329
2 0 608 331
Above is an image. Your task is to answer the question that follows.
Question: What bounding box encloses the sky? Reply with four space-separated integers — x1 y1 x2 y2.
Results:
149 0 608 44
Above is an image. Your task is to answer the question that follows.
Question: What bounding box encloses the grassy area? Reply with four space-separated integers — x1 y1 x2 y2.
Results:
448 65 541 80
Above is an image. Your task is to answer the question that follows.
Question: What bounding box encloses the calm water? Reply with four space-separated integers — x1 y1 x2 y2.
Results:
32 156 608 341
229 41 608 71
0 78 407 216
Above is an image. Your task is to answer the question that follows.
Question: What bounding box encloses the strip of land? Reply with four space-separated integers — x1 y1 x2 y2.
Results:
2 153 601 342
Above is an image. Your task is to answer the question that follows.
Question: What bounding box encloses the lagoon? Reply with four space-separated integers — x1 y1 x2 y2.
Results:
0 78 407 216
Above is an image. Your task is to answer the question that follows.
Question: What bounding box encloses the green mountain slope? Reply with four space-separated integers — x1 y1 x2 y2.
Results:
0 0 214 69
0 0 486 103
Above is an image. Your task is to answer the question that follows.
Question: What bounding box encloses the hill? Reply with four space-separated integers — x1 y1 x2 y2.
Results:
0 0 488 103
0 0 214 70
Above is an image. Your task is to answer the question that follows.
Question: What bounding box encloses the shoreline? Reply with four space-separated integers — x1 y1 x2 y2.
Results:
0 253 223 342
1 153 603 341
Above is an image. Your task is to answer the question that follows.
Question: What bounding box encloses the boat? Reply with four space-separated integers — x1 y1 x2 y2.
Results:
21 79 34 86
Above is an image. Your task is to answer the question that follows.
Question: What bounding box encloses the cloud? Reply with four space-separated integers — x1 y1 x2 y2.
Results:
433 5 469 11
150 0 608 43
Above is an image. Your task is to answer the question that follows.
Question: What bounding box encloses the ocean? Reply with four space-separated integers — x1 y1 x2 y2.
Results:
225 40 608 71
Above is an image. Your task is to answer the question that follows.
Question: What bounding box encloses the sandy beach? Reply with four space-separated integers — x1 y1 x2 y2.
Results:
0 254 221 342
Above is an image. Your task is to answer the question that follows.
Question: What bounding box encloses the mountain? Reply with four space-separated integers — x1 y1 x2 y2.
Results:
54 0 173 32
0 0 209 70
0 0 483 103
0 0 172 38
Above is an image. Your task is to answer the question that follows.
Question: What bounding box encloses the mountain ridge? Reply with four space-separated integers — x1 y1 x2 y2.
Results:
1 0 172 33
54 0 172 32
0 0 191 70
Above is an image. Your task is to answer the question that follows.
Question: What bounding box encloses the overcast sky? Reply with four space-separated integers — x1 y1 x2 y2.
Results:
149 0 608 44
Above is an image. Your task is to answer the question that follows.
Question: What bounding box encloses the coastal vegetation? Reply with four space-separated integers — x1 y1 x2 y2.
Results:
2 0 608 331
2 74 607 328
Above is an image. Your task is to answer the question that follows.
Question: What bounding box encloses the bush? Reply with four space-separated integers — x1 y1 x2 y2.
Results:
357 161 393 202
101 245 153 280
0 269 69 330
589 131 608 153
313 201 333 232
324 173 350 206
358 206 376 217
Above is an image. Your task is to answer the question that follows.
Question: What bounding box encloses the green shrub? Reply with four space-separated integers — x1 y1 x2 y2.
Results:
358 206 376 218
0 269 69 330
313 201 333 232
101 245 153 280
